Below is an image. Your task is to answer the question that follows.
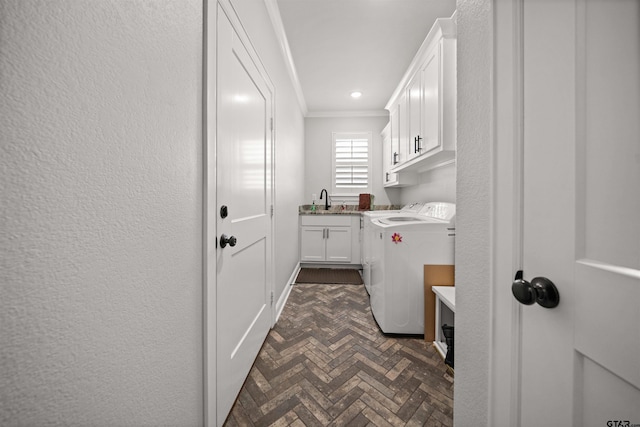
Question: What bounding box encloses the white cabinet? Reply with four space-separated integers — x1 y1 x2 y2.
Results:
299 227 326 262
406 72 422 161
324 227 351 262
384 171 417 188
384 14 457 174
420 44 441 155
389 91 409 166
389 100 401 167
299 215 360 264
384 103 416 188
432 286 455 361
382 123 392 181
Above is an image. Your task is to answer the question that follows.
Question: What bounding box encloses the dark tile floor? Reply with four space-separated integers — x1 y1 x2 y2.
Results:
224 283 453 426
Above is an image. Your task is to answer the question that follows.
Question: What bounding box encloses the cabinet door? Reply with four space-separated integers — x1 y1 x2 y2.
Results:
397 91 409 164
325 227 351 263
382 124 392 185
389 105 400 167
300 227 326 261
352 216 361 266
406 75 422 161
421 42 441 154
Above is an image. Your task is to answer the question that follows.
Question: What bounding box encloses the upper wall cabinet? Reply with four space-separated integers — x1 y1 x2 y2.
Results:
382 122 416 187
385 13 457 174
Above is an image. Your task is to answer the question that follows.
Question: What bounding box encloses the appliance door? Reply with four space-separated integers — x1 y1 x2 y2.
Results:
383 229 454 334
369 226 386 329
362 218 372 294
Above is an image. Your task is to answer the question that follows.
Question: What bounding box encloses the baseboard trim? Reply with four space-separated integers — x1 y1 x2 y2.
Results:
274 262 300 324
300 263 363 270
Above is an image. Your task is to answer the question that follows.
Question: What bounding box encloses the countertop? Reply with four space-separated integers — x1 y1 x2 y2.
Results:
298 204 400 215
432 286 456 312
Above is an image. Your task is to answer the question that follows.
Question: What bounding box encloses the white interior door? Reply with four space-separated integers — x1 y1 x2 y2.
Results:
519 1 640 426
216 5 273 425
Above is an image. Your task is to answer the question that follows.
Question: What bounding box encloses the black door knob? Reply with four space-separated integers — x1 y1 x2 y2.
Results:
512 270 535 305
512 270 560 308
220 234 237 248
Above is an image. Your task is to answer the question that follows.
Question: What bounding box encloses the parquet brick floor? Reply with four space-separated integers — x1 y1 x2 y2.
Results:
224 283 453 426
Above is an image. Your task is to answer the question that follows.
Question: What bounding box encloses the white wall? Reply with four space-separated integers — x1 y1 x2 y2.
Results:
304 116 398 207
398 163 456 205
229 0 306 301
0 1 203 425
454 0 492 426
303 116 456 209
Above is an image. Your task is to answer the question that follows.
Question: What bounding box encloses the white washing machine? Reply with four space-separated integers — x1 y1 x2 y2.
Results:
361 203 426 294
369 202 455 334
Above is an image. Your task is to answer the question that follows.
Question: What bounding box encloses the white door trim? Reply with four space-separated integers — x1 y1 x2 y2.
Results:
489 0 525 426
203 1 276 425
203 1 217 424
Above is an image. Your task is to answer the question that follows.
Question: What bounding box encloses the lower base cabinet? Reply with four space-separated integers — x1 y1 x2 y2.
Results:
299 215 360 264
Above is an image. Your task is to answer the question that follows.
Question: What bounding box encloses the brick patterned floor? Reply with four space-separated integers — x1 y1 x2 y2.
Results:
224 283 453 426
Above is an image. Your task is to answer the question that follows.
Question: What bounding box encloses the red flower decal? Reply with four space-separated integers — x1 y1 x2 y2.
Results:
391 232 403 244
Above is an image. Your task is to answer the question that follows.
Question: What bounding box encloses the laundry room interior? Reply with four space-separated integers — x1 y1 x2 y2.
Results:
6 0 639 425
227 0 462 424
2 0 496 425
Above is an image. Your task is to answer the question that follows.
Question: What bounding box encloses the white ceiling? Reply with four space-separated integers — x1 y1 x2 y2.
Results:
275 0 456 116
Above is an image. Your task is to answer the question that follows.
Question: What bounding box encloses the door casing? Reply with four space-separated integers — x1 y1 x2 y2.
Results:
203 0 276 424
490 0 526 425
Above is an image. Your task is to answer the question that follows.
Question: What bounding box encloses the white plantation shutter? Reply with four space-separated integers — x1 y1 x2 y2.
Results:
333 133 371 191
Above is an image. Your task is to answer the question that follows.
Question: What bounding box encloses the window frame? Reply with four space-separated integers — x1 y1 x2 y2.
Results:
330 131 373 198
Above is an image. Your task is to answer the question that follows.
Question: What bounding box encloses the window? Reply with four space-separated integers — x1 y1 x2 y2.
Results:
331 132 372 195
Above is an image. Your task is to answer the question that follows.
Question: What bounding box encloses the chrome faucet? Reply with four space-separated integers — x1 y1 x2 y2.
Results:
319 189 330 210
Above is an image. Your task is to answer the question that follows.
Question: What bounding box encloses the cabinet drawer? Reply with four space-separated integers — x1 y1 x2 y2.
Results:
300 215 352 227
384 171 417 187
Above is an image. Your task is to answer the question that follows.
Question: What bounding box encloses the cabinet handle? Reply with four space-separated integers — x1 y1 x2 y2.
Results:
393 152 399 165
386 172 389 182
323 228 326 239
326 228 329 239
414 135 423 153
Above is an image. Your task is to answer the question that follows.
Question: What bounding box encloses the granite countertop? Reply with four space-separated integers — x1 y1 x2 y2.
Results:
298 204 401 215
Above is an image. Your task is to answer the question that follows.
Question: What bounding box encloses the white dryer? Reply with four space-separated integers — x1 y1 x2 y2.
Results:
361 203 426 294
369 202 455 334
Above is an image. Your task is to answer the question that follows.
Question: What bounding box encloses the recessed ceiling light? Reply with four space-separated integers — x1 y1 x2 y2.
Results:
350 91 362 99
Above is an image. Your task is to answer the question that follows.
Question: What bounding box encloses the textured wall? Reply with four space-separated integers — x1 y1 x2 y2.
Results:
455 0 492 425
0 1 203 425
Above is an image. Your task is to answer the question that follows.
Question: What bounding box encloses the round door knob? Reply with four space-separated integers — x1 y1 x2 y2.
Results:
220 234 237 248
512 271 560 309
530 277 560 308
512 276 536 305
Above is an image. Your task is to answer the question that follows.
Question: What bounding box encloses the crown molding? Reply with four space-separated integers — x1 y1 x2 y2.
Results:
264 0 308 116
384 13 457 111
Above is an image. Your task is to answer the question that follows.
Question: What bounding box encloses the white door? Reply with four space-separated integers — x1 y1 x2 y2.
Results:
519 1 640 426
216 6 273 425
